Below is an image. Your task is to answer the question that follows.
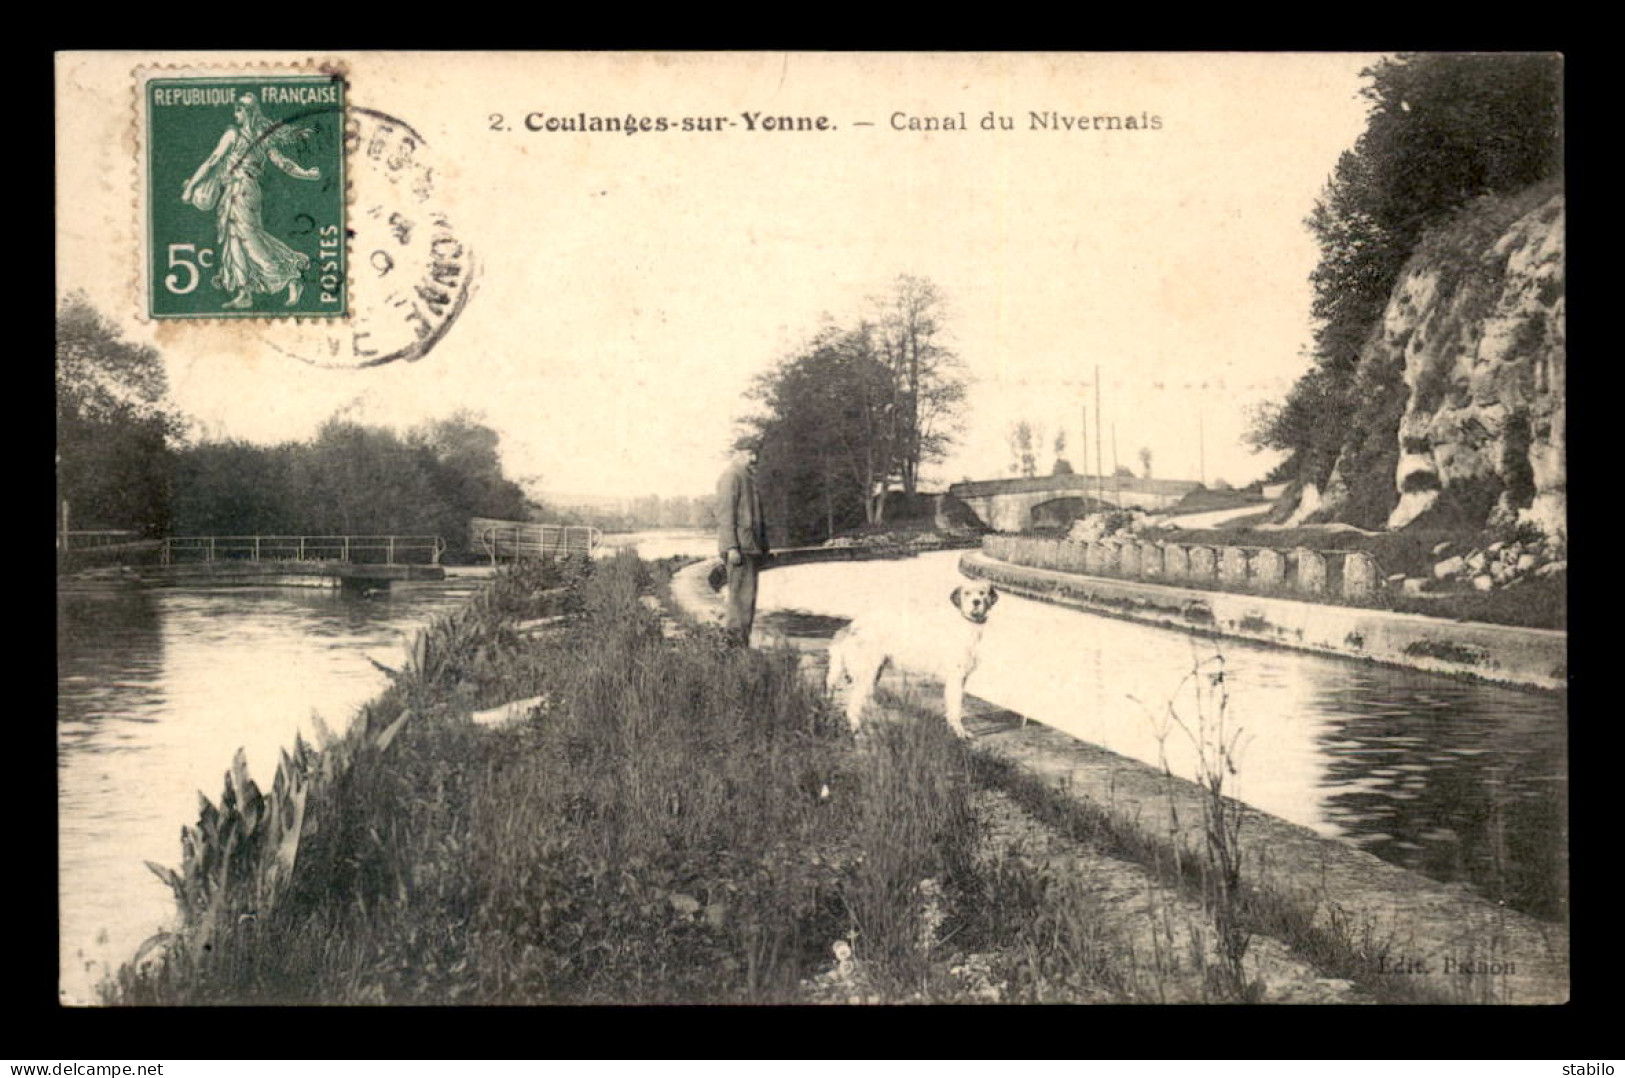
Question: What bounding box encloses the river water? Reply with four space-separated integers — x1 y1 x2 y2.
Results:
596 528 720 562
56 574 485 1005
57 536 1565 1003
55 530 716 1005
757 551 1568 924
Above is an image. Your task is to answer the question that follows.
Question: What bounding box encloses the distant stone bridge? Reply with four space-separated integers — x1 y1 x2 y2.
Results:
948 474 1203 533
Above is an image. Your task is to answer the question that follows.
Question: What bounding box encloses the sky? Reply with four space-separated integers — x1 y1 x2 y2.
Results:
57 52 1382 503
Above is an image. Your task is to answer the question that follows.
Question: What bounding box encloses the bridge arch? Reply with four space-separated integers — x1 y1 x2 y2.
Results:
1028 495 1116 532
949 474 1204 533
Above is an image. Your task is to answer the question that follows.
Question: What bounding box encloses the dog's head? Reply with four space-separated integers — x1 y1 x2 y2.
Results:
949 581 999 624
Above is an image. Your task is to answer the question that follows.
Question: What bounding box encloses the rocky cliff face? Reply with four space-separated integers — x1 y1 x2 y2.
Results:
1294 184 1565 546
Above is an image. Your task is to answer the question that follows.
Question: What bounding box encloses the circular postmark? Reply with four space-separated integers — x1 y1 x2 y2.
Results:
266 106 476 368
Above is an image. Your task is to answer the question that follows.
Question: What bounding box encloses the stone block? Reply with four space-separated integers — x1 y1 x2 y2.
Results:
1293 548 1327 595
1343 551 1381 600
1433 555 1466 579
1104 542 1122 574
1118 542 1142 578
1139 542 1164 578
1086 542 1120 575
1251 548 1285 587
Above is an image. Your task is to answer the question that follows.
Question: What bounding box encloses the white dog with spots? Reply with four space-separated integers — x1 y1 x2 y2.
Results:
825 579 1000 739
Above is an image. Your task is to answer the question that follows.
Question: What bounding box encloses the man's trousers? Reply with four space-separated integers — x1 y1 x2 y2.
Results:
725 554 762 645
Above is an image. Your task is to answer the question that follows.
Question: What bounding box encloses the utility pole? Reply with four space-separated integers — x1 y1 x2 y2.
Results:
1080 403 1088 486
1198 408 1206 486
1112 422 1121 502
1094 365 1104 511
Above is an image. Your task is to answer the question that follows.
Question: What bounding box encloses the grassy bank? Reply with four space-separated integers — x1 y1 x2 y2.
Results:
106 551 1163 1004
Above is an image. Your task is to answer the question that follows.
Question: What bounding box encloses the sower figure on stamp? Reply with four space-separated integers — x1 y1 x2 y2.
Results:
181 93 322 310
716 443 769 647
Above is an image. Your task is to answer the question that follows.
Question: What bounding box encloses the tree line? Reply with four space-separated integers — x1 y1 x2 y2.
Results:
167 413 532 551
1247 53 1562 526
736 275 967 545
56 294 533 560
552 494 716 533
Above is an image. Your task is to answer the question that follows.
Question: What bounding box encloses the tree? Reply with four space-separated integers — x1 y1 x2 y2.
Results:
274 413 530 553
290 420 437 535
871 275 968 495
1051 429 1075 475
412 413 528 513
1007 421 1039 478
1139 446 1153 479
733 276 970 542
157 398 534 557
56 293 184 536
170 439 299 535
740 326 897 542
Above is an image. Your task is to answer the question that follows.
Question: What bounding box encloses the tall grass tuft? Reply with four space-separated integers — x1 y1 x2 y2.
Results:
840 712 979 997
1138 644 1258 1001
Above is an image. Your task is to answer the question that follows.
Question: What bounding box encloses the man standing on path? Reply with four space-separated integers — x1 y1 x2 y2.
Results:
716 443 769 647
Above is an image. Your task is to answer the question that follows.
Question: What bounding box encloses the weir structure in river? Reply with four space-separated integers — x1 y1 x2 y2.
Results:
149 534 447 589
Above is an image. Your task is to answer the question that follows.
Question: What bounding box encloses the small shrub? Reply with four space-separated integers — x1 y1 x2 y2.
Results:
967 853 1120 1003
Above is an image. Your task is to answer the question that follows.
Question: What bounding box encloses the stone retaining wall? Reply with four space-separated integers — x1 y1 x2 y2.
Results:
963 550 1567 691
987 534 1379 600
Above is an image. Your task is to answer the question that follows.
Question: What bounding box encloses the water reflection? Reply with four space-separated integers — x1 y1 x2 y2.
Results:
1312 669 1567 920
760 551 1568 921
597 529 714 563
56 578 477 1005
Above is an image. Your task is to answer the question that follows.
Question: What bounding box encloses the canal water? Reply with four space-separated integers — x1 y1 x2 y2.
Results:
758 551 1568 924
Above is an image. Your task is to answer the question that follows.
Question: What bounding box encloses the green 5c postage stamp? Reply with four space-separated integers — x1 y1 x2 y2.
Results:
144 73 347 318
